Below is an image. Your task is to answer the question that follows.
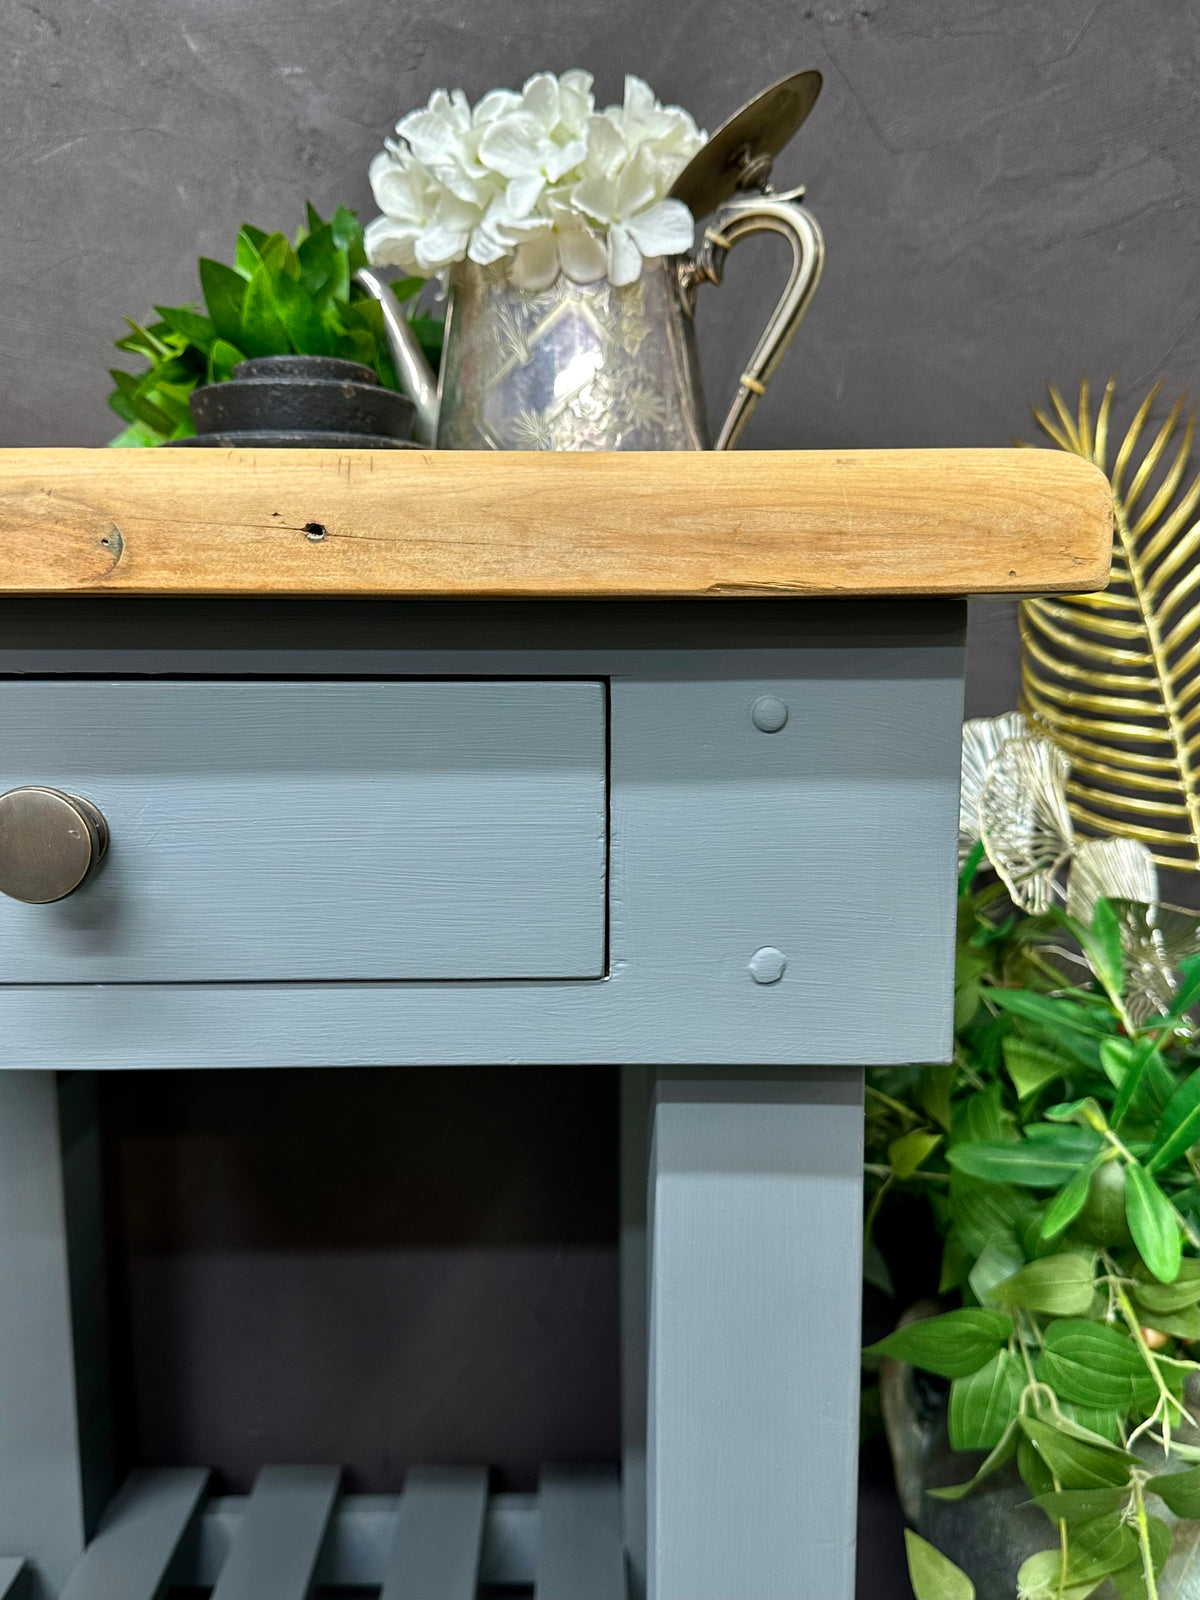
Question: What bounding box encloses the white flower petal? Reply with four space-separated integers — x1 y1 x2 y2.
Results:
622 75 657 120
364 215 419 271
504 173 546 217
606 222 642 286
571 175 618 225
623 199 695 259
479 115 546 179
467 222 511 265
510 234 560 291
472 88 522 126
557 224 607 283
413 225 470 273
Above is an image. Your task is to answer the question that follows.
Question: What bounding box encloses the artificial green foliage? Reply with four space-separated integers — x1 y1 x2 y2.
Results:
107 204 444 445
864 854 1199 1600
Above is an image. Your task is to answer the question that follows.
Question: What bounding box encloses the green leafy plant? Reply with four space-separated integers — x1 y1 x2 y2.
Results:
865 797 1198 1599
107 204 443 445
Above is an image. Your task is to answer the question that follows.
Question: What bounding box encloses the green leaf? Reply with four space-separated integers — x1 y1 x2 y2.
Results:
1040 1163 1096 1240
1165 949 1198 1021
1109 1038 1180 1130
198 257 248 344
1029 1486 1129 1523
1135 1301 1200 1340
1125 1163 1183 1283
239 265 290 357
1035 1320 1158 1408
918 1064 957 1132
107 419 162 447
1062 1513 1139 1583
108 369 174 436
1072 1159 1133 1248
1045 1096 1108 1132
1085 898 1126 998
993 1252 1096 1315
954 1080 1018 1145
889 1129 943 1179
949 1349 1024 1450
1146 1068 1199 1172
1014 1549 1101 1600
927 1419 1019 1500
1017 1432 1057 1496
270 269 333 355
903 1531 975 1600
866 1309 1014 1378
1057 1401 1126 1443
1111 1515 1172 1598
968 1235 1027 1307
862 1236 895 1297
207 339 245 385
1002 1037 1072 1100
1017 1415 1137 1489
235 223 271 277
948 1173 1036 1256
1145 1465 1199 1519
1130 1255 1199 1314
949 1127 1103 1188
988 988 1115 1039
154 303 215 351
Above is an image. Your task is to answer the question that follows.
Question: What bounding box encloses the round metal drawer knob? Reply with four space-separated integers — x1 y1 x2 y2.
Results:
0 787 110 904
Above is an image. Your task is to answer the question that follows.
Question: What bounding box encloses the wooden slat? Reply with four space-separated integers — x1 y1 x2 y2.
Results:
59 1468 208 1600
210 1465 339 1600
380 1465 488 1600
534 1468 627 1600
0 1559 28 1599
0 448 1111 599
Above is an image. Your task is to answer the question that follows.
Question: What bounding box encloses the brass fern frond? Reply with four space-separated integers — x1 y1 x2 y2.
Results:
1020 377 1200 872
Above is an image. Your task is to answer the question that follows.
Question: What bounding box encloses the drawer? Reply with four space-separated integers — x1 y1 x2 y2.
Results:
0 680 607 981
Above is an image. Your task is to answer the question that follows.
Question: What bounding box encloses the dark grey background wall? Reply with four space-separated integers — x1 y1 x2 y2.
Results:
4 0 1199 709
3 0 1198 1547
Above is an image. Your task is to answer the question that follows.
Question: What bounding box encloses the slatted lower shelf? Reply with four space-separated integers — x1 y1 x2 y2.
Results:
51 1463 626 1600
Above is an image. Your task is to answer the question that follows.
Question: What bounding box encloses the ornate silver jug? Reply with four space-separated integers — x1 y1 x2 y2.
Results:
357 72 825 452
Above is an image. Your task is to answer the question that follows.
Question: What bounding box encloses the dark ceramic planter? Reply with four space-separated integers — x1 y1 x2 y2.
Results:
172 355 418 449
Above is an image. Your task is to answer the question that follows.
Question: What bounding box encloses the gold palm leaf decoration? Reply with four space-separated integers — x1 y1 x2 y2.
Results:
1020 377 1200 872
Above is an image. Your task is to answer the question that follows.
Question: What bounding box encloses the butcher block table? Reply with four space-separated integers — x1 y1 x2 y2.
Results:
0 448 1111 1600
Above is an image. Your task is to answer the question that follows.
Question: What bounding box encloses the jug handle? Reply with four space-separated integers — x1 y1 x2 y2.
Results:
353 267 440 447
686 187 825 451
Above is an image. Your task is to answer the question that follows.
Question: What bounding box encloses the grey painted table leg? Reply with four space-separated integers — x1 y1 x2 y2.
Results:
643 1071 864 1600
0 1074 91 1598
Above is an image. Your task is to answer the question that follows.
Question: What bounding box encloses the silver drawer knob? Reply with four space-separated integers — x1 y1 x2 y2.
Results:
0 787 110 904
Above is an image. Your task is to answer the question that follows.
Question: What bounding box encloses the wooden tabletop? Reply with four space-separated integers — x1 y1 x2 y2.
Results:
0 447 1111 599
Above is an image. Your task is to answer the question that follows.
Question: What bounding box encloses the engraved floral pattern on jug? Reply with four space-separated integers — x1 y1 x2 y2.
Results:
437 258 709 451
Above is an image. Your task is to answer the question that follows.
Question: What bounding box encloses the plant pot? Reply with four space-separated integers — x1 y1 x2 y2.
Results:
879 1305 1200 1598
172 355 418 449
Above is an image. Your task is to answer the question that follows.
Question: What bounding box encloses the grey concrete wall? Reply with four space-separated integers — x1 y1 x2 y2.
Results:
4 1 1198 705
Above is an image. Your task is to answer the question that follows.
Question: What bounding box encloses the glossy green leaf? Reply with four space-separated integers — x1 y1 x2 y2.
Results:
1017 1415 1137 1489
1057 1401 1126 1443
948 1127 1103 1188
1147 1069 1199 1173
153 304 214 351
1002 1037 1071 1100
1125 1163 1183 1283
948 1173 1036 1256
1039 1163 1096 1240
904 1531 975 1600
198 257 247 345
235 222 271 277
987 988 1115 1038
954 1080 1018 1146
968 1235 1027 1307
889 1129 943 1179
1130 1255 1199 1314
1085 898 1126 998
239 266 290 357
864 1309 1013 1379
1035 1320 1158 1408
993 1252 1096 1314
949 1350 1024 1451
270 270 333 355
1062 1513 1139 1583
207 339 245 385
1014 1549 1100 1600
1111 1515 1172 1599
1146 1466 1199 1519
1072 1159 1132 1248
1029 1486 1128 1523
1017 1433 1057 1496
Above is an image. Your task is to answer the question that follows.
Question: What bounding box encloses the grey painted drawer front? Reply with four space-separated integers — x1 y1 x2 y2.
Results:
0 680 607 981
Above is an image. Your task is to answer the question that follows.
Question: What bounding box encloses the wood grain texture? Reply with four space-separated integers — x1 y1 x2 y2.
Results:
0 681 606 982
0 448 1111 599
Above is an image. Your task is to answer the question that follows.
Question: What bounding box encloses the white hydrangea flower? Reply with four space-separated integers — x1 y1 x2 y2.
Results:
365 70 706 288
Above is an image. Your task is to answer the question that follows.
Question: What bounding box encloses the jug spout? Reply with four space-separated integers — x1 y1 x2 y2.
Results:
354 268 439 445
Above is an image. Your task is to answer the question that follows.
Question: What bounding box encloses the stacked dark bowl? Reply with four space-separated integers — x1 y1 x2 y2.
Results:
172 355 418 448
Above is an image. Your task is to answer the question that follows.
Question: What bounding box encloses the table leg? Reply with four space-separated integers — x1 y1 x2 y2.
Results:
0 1073 109 1597
644 1070 863 1600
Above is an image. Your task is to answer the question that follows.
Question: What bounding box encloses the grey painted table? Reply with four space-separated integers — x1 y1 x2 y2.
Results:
0 449 1111 1599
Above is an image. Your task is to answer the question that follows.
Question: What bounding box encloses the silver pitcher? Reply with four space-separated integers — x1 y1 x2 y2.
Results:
355 72 825 451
